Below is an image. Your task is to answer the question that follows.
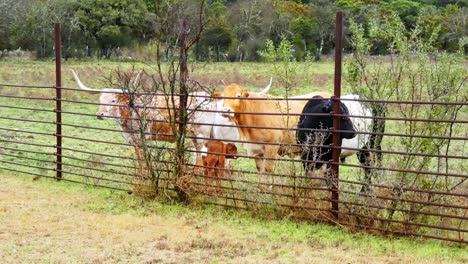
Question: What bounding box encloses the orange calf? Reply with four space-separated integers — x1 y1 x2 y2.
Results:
201 140 238 191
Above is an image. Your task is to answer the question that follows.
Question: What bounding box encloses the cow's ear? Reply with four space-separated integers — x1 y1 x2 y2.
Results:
212 91 222 98
226 143 237 154
242 91 249 98
117 94 129 104
225 143 238 159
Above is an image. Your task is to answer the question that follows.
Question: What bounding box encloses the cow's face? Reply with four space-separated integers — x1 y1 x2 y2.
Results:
97 92 128 119
224 143 238 159
188 92 211 113
317 100 356 140
216 84 249 118
299 96 356 141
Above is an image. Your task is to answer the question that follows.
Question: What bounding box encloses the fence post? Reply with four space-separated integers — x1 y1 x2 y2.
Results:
331 11 343 220
55 23 62 180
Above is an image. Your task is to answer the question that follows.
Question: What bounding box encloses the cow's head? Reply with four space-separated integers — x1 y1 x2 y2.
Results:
299 96 356 141
70 69 140 120
213 84 249 118
224 142 238 159
96 92 128 119
213 78 272 119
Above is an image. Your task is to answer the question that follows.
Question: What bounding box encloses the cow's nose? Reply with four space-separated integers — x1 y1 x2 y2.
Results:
221 108 233 117
97 113 104 119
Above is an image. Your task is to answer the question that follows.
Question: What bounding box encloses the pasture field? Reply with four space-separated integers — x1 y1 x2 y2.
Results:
1 173 467 263
0 58 466 258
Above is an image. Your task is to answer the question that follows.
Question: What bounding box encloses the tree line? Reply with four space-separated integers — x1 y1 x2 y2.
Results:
0 0 466 61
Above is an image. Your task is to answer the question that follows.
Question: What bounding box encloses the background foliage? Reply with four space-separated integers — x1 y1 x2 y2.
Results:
0 0 466 60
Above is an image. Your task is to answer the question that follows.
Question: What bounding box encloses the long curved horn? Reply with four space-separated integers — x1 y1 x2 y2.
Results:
132 70 143 87
259 77 273 94
70 69 106 94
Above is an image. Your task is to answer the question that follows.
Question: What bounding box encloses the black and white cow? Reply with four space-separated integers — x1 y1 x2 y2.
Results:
297 94 383 192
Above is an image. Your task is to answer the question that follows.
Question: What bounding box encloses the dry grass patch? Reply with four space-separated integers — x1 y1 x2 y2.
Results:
0 174 466 263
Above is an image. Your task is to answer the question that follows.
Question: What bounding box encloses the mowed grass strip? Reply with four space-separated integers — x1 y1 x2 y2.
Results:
0 174 466 264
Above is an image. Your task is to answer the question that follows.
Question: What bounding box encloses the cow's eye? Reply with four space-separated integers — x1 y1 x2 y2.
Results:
112 100 116 103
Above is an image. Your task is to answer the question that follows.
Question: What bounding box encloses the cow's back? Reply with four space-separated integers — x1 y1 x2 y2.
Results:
236 91 329 153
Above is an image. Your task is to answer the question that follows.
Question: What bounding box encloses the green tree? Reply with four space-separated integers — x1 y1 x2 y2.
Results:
201 18 235 61
383 0 424 29
309 0 338 59
291 16 318 59
74 0 148 57
9 0 79 58
0 0 32 50
440 4 468 51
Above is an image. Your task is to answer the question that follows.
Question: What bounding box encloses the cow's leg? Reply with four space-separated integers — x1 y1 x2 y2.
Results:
216 156 226 193
258 146 279 190
358 103 386 193
357 146 372 193
225 159 233 177
192 138 204 175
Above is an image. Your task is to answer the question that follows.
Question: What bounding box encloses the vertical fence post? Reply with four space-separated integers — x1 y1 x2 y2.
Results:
55 23 62 180
331 11 343 219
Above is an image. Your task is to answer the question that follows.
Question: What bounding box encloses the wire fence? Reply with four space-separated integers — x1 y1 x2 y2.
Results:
1 78 466 244
0 21 466 244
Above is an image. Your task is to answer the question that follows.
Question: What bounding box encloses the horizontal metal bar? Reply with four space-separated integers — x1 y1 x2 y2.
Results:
0 158 55 172
332 197 467 222
0 145 55 156
0 94 54 101
62 147 139 161
338 189 468 210
0 126 54 137
191 171 330 193
61 169 133 185
333 219 466 244
332 206 468 234
338 162 467 179
57 87 468 106
61 162 136 178
0 152 55 165
0 138 55 148
338 178 467 198
0 104 54 113
60 154 138 170
0 83 55 89
0 116 55 125
187 133 467 160
62 160 172 176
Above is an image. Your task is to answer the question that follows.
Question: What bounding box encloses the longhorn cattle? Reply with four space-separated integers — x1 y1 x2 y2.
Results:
70 70 272 175
214 84 331 184
297 94 383 192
